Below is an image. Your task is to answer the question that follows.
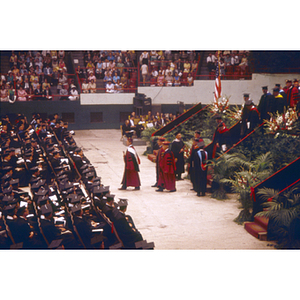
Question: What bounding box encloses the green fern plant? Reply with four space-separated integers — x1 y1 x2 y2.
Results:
255 185 300 248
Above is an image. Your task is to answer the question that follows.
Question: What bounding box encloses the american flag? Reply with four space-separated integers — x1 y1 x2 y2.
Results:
214 54 221 102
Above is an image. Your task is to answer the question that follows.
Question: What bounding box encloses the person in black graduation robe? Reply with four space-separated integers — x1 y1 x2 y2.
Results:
193 141 208 197
113 199 143 249
188 137 202 191
257 86 273 122
171 132 185 180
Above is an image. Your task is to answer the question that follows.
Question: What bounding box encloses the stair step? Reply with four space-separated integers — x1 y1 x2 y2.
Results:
244 222 267 240
254 215 269 230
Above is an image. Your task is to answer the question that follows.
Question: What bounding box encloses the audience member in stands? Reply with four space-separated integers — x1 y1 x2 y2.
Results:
239 54 248 73
183 60 191 74
82 79 89 93
191 59 198 77
0 85 8 102
88 79 96 93
187 73 194 86
42 85 52 100
68 85 79 101
106 80 115 93
165 72 174 86
140 63 148 86
157 70 165 86
120 73 128 90
139 51 149 65
43 64 53 85
114 80 122 93
17 86 28 101
7 71 14 85
112 71 120 84
59 83 69 100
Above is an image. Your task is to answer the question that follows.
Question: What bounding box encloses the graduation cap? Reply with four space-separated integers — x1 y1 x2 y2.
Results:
262 86 268 90
285 79 292 83
162 141 171 145
2 195 16 204
243 93 250 98
67 193 82 204
93 185 110 195
1 173 12 181
84 171 95 179
118 198 128 207
71 204 82 214
57 174 68 181
29 176 41 183
61 182 74 191
82 168 93 175
41 204 53 215
194 130 201 135
272 87 280 92
80 164 90 170
31 179 46 190
30 166 39 172
158 136 166 141
4 204 16 212
2 165 13 172
48 238 64 249
92 176 101 183
2 186 13 194
104 194 115 201
37 195 49 206
9 178 19 186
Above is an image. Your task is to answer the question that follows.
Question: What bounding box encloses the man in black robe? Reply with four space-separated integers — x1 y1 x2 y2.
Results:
257 86 273 122
194 140 208 197
171 132 185 180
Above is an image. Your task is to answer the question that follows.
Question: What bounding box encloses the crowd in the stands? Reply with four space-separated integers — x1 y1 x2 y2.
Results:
206 50 251 79
0 51 79 102
76 50 199 93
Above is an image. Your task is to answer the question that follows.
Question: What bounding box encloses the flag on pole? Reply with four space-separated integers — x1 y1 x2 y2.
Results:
214 52 221 102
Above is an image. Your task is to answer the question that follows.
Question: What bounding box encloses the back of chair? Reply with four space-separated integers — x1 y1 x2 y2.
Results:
69 212 86 249
2 215 15 245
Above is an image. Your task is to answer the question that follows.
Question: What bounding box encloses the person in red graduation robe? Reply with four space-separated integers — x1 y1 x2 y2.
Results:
119 136 141 190
156 141 176 192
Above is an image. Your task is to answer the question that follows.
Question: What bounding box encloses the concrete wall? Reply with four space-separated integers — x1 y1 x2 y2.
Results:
136 73 300 106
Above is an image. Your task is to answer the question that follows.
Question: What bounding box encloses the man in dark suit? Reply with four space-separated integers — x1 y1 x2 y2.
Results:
42 85 52 100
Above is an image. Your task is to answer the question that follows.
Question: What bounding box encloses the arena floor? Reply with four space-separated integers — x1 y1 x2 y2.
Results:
74 129 273 250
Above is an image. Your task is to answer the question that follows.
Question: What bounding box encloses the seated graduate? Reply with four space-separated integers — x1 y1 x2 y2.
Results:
113 198 143 249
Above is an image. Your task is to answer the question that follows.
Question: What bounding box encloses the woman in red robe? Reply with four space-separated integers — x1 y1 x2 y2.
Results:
119 136 141 190
156 141 176 192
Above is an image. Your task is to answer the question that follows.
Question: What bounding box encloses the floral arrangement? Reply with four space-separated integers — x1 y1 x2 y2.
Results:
265 107 298 134
209 95 230 114
225 104 243 121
